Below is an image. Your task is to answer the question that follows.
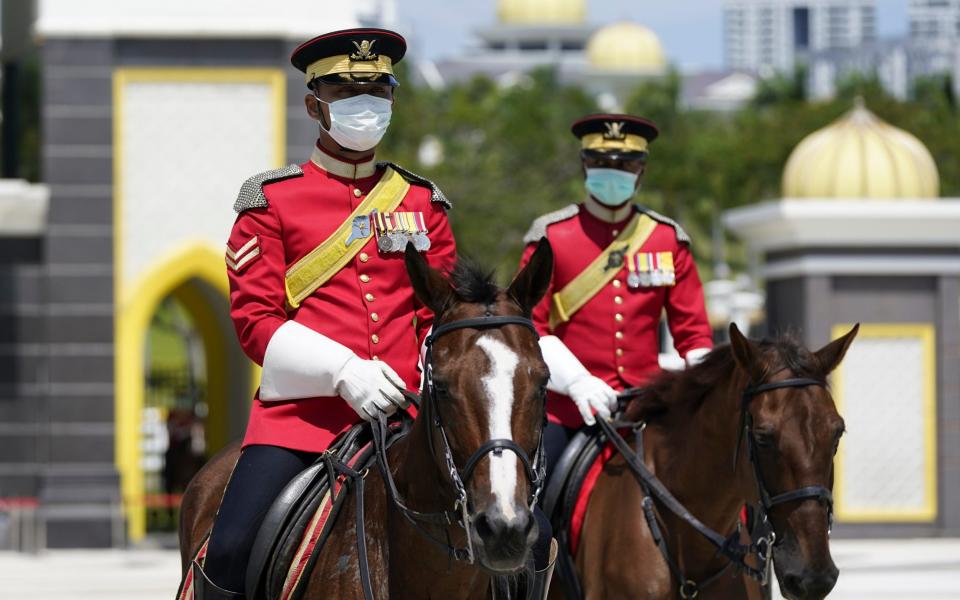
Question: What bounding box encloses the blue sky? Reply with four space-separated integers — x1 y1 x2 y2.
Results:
398 0 908 69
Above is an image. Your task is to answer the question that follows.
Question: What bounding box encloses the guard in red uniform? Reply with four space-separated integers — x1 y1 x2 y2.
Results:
518 114 713 478
195 29 458 599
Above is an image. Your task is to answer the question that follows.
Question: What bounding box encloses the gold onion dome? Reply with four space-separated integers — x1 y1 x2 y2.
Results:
782 99 940 199
586 22 666 72
497 0 586 24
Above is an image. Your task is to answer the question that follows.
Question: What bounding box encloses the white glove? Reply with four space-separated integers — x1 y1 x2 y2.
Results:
259 321 407 421
335 356 408 421
567 375 617 426
539 335 617 426
685 347 711 367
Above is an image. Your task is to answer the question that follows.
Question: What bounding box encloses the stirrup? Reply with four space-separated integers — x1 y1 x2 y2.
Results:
192 561 246 600
531 538 558 600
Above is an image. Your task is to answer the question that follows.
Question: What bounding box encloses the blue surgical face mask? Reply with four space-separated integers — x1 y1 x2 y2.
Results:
584 168 639 207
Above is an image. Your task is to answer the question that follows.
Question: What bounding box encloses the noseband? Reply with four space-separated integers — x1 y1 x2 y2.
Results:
375 314 545 565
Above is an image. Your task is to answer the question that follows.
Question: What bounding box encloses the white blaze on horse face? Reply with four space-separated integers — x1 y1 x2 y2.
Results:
477 336 520 520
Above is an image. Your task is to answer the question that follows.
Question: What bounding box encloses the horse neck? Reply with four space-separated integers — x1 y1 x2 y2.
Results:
386 407 486 590
649 367 751 528
392 409 460 512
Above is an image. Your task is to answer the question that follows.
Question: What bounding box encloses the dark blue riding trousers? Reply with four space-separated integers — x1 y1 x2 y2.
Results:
204 445 315 592
203 444 554 592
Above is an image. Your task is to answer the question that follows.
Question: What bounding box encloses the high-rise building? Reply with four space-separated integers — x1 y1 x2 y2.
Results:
910 0 960 46
724 0 876 74
908 0 960 74
807 0 960 100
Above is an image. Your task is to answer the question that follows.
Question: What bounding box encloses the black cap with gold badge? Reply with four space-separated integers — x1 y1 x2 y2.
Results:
571 114 659 161
291 28 407 88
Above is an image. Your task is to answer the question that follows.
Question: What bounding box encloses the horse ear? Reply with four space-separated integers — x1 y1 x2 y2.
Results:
729 322 763 382
405 242 453 315
815 323 859 375
507 238 554 315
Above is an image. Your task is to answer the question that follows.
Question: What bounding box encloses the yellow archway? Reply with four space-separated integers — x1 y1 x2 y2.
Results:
116 243 252 540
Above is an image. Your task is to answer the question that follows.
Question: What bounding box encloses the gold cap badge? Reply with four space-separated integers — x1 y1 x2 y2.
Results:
350 40 378 61
604 122 626 140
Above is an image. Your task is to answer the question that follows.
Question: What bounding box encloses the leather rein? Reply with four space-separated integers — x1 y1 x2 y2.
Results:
599 374 831 598
371 314 547 565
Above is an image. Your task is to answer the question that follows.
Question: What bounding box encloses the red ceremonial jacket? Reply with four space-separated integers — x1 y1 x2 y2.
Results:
226 146 456 452
519 203 712 428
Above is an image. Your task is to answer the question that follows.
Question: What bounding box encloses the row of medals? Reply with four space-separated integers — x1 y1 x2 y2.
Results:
627 268 676 288
373 210 431 253
346 209 431 253
378 228 431 253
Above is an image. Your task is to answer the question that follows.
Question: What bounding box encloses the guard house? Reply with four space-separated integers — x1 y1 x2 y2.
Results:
725 100 960 536
0 0 390 548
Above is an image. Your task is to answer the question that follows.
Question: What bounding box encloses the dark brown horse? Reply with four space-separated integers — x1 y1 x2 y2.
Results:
179 240 555 599
569 323 858 600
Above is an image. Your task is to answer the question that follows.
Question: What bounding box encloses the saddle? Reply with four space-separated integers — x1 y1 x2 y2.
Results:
541 427 607 600
178 420 409 600
244 424 373 600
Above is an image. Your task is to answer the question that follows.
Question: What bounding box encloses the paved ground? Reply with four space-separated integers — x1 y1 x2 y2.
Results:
0 538 958 599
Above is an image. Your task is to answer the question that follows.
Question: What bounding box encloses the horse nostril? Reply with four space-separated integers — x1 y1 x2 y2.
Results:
805 569 839 596
475 512 496 539
782 568 839 598
782 573 803 595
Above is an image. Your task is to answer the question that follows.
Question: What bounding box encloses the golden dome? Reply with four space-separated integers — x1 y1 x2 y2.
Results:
497 0 586 24
782 100 939 199
586 22 666 72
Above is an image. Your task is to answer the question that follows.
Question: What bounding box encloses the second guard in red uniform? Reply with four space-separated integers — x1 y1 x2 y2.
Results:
518 114 713 476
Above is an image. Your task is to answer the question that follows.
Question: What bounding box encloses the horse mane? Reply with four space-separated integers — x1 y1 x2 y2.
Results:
448 258 500 306
625 331 824 421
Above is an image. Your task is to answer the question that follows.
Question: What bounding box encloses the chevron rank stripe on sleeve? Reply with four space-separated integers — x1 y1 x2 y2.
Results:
226 235 261 272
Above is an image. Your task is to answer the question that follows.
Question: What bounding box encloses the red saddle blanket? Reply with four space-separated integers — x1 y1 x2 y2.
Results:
568 443 617 557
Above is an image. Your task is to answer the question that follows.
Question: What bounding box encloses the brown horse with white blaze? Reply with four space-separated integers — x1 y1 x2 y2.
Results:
179 239 555 599
569 323 858 600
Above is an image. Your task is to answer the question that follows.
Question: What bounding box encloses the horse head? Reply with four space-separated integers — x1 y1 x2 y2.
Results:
729 323 859 600
404 239 553 573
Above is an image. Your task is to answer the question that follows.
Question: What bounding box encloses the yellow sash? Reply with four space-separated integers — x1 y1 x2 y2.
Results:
284 167 410 308
549 213 658 330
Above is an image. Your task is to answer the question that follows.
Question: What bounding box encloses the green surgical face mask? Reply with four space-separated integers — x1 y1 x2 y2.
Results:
584 168 639 207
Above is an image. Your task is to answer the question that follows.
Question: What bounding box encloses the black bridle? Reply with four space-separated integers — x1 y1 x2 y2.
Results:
595 373 834 598
373 314 546 565
738 375 835 571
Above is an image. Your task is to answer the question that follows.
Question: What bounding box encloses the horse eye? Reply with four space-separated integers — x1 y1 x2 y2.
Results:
831 428 844 454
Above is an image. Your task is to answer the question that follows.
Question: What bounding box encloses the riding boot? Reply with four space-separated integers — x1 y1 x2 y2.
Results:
192 561 246 600
530 538 558 600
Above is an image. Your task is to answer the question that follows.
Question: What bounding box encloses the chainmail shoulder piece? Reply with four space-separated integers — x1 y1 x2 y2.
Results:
377 161 451 209
637 206 692 244
233 164 304 213
522 204 580 244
